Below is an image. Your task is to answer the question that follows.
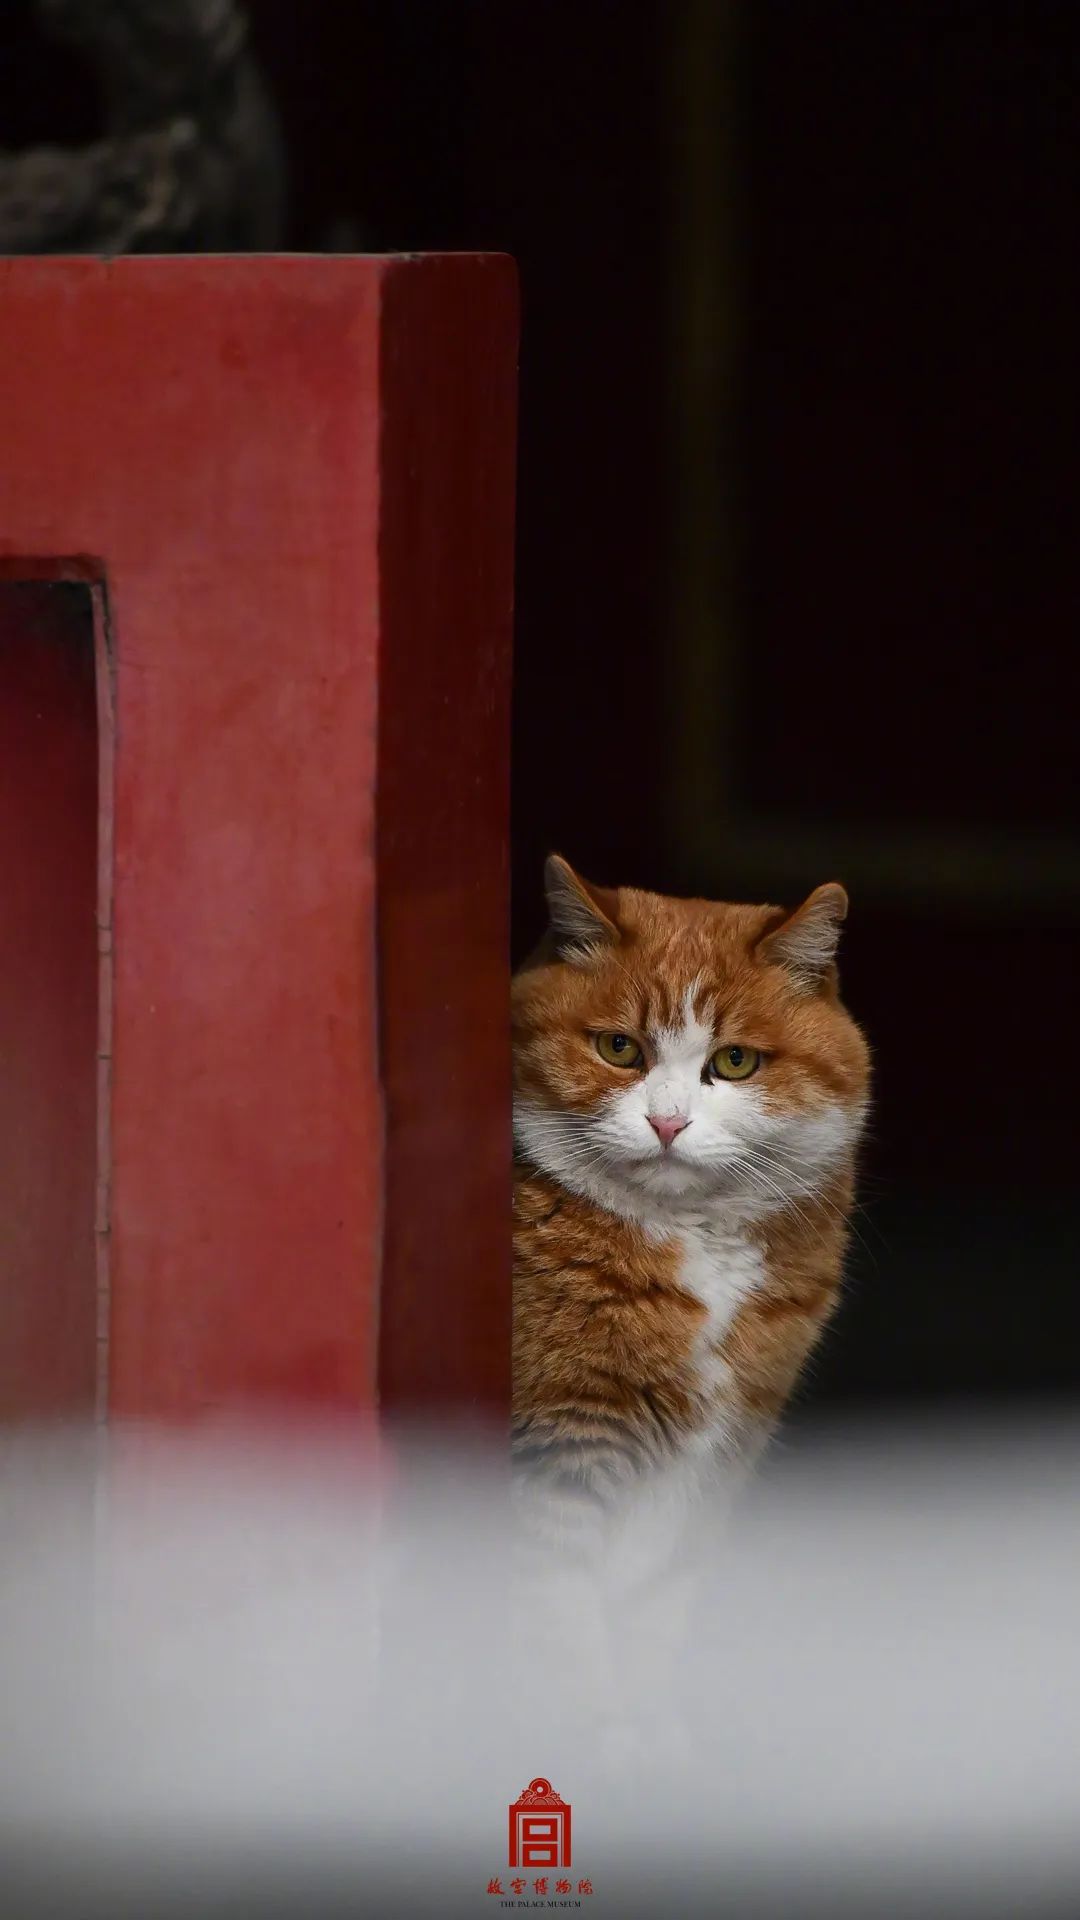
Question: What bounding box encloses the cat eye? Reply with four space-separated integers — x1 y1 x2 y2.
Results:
595 1030 644 1070
709 1044 761 1082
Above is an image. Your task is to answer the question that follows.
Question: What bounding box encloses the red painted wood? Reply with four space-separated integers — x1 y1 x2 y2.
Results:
376 264 517 1416
0 256 517 1421
0 584 98 1418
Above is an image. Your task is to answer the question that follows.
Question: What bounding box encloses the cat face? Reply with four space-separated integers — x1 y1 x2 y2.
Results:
512 858 871 1219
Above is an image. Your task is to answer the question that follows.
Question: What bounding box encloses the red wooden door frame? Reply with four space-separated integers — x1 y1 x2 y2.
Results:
0 255 517 1423
0 582 100 1418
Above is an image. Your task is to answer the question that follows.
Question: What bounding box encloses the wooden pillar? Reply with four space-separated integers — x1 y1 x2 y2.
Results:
0 255 517 1423
0 583 98 1419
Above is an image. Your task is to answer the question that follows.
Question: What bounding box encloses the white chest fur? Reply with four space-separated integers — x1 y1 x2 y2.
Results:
669 1218 765 1441
674 1219 764 1334
603 1223 764 1587
668 1213 760 1367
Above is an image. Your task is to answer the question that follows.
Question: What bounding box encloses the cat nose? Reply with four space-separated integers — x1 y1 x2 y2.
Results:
647 1113 690 1149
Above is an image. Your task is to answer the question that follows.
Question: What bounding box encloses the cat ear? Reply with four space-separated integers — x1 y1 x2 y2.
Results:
544 854 620 959
756 882 848 988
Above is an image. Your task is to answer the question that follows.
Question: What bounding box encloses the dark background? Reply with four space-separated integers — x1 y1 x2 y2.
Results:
5 1 1077 1414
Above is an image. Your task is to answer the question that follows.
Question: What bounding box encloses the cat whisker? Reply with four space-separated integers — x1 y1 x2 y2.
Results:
725 1155 838 1250
742 1145 879 1265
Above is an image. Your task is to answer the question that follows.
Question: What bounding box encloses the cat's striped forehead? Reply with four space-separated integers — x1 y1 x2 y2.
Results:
591 961 728 1040
578 891 780 1036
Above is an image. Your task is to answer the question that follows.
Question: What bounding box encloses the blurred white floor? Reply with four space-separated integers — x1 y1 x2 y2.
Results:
1 1411 1078 1918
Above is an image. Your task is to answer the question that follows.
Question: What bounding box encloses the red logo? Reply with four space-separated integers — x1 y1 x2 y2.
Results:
508 1776 572 1870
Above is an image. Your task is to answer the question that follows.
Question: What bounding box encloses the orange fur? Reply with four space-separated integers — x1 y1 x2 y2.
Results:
512 865 871 1492
513 1169 709 1483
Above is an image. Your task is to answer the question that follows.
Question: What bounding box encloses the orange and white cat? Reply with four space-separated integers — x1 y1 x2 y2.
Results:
512 857 870 1568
